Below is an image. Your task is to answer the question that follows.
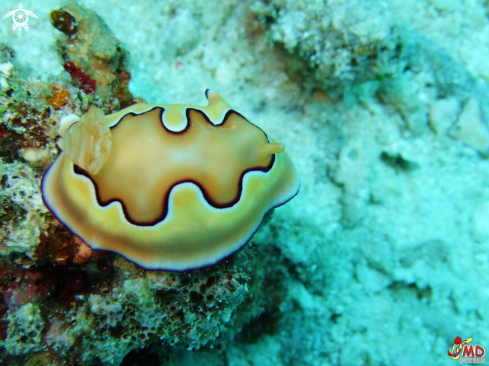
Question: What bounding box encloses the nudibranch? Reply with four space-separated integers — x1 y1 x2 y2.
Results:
41 91 300 271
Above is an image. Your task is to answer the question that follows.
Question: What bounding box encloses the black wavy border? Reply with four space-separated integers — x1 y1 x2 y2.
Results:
42 159 299 272
73 107 275 226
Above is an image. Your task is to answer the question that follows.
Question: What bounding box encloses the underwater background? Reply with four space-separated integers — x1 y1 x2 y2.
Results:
1 0 489 365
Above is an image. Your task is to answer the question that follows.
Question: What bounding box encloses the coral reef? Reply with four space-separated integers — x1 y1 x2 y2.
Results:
0 241 266 365
0 247 264 365
75 252 260 365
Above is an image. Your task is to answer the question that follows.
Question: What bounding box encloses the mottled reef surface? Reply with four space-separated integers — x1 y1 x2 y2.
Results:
1 0 489 365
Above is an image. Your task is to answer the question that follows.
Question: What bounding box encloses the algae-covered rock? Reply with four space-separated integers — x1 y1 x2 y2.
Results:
50 2 137 109
250 0 489 137
251 0 402 91
2 303 45 355
0 160 47 261
72 254 262 365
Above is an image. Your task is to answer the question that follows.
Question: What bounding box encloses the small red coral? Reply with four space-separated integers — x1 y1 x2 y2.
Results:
63 60 76 74
63 60 97 94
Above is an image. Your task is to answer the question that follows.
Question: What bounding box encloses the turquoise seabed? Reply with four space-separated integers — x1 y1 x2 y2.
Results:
0 0 489 365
